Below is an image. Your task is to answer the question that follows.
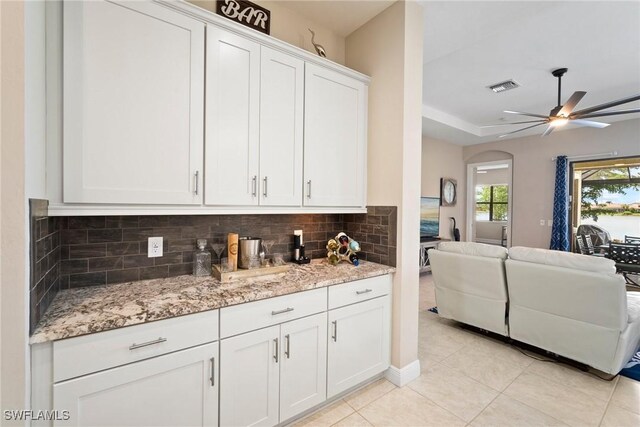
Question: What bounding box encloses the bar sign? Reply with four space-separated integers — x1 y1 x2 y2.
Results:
216 0 271 35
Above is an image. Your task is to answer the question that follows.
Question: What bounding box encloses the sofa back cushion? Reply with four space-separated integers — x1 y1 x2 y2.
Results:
438 241 508 260
508 246 616 274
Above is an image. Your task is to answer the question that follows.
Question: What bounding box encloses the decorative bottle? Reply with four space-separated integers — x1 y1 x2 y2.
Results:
193 239 212 277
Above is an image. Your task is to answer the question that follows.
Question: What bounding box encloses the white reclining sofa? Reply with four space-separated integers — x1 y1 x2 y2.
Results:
429 242 509 336
506 246 640 374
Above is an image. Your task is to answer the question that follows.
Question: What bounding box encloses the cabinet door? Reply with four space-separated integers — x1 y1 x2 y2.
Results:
220 326 279 427
53 342 218 427
279 313 327 422
303 63 367 207
63 0 204 204
327 296 390 398
259 47 304 207
205 25 260 206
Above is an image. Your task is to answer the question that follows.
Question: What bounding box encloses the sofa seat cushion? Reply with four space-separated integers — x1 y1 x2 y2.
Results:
628 293 640 324
438 242 508 259
509 246 616 275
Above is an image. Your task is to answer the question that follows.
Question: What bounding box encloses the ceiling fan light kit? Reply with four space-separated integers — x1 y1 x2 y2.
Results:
483 67 640 138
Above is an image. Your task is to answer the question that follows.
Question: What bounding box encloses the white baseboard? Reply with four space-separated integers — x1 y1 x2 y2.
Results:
385 359 421 387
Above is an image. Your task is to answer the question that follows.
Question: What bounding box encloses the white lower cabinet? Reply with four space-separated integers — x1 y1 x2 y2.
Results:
327 296 391 398
38 275 392 427
220 313 327 426
219 325 280 427
53 342 219 427
279 313 328 421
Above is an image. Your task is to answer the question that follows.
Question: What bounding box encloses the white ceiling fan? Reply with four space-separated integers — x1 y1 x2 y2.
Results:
484 68 640 138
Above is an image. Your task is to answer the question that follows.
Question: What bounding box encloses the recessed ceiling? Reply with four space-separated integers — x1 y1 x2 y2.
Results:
420 1 640 145
281 0 396 37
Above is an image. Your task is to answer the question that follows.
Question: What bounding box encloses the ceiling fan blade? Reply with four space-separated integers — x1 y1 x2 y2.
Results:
557 91 586 117
504 110 549 119
570 119 610 128
481 119 547 128
573 108 640 119
541 125 555 137
571 94 640 117
498 122 546 138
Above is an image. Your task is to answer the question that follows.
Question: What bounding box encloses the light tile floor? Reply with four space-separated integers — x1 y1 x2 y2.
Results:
292 273 640 427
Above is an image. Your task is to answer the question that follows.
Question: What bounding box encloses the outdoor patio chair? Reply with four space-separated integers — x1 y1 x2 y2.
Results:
607 243 640 287
576 234 600 256
625 235 640 245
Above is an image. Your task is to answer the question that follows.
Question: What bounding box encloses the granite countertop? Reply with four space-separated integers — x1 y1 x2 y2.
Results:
30 259 395 344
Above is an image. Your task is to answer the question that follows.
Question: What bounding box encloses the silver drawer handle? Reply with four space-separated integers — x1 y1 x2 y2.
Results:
273 338 279 363
356 289 373 295
331 320 338 342
129 337 167 350
272 307 294 315
252 176 257 197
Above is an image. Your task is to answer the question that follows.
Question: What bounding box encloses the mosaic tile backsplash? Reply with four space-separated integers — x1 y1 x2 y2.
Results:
29 199 62 333
57 207 397 288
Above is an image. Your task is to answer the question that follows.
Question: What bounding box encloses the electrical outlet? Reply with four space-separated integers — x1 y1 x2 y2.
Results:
539 220 545 226
148 237 163 258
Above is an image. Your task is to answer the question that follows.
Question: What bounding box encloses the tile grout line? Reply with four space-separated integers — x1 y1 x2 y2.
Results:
597 375 621 427
502 370 602 427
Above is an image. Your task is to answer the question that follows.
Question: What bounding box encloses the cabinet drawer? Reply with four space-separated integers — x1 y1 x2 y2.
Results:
328 275 392 310
220 288 327 338
53 310 219 382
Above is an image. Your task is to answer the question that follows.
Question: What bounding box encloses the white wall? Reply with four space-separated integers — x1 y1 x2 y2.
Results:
188 0 346 64
421 136 466 241
463 119 640 248
346 0 423 381
1 0 28 417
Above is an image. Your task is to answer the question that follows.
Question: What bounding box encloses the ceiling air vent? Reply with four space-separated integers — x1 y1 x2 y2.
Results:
488 80 520 93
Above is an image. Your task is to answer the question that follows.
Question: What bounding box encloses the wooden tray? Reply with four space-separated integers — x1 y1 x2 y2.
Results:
212 264 290 283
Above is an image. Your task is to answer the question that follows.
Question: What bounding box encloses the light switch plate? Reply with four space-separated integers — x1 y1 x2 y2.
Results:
547 220 553 226
148 237 163 258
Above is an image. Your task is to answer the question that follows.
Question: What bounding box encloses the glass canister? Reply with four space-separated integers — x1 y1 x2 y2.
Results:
193 239 212 277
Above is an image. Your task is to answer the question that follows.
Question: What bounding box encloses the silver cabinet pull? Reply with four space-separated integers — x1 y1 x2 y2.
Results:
356 289 373 295
210 357 215 386
129 337 167 350
331 321 337 342
307 180 312 198
194 171 199 195
252 175 257 197
273 338 279 363
285 334 291 359
263 176 268 197
271 307 294 315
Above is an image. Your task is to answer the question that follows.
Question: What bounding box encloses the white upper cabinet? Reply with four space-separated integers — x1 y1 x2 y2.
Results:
205 25 260 206
54 1 370 214
303 63 367 208
259 47 305 206
63 0 204 205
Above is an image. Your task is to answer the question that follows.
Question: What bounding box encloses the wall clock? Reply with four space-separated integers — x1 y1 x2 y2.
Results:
440 178 457 207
